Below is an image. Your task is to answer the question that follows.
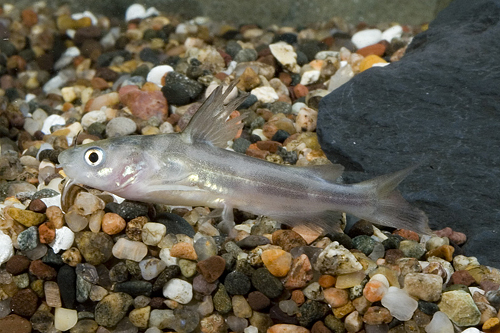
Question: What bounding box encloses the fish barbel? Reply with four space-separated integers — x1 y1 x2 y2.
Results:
58 81 430 234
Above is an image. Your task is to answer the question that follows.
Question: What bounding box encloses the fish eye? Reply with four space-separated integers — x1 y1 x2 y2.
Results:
84 148 104 166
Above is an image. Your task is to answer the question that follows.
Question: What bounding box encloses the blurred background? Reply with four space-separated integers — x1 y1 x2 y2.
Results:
0 0 454 26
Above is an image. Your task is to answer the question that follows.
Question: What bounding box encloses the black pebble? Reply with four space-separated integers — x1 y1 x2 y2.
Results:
326 232 353 249
155 212 195 237
139 48 160 65
348 219 374 237
232 137 251 154
298 300 330 327
276 33 298 45
224 270 251 295
237 94 258 110
251 268 283 299
161 72 203 105
108 201 149 221
114 281 152 297
418 300 440 315
58 265 76 309
271 129 290 143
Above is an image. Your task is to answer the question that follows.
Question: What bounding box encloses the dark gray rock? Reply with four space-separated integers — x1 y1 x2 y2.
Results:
317 0 500 267
161 72 204 105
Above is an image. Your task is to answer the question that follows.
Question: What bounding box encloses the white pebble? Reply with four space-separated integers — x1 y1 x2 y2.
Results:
125 4 159 21
425 311 453 333
351 29 382 49
43 74 68 94
81 110 107 129
146 65 174 86
112 238 148 262
139 258 167 280
159 121 174 134
382 25 403 42
250 86 279 103
106 117 137 137
50 227 75 254
300 70 321 85
251 129 267 141
460 329 482 333
54 307 78 331
41 114 66 135
381 286 418 321
0 232 14 265
328 63 354 92
159 248 179 266
244 326 259 333
291 102 307 116
142 223 167 246
163 278 193 304
269 42 300 73
315 51 339 60
295 106 318 132
145 327 163 333
54 46 81 71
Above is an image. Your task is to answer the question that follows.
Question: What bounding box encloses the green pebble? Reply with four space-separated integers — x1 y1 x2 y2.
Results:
213 284 232 314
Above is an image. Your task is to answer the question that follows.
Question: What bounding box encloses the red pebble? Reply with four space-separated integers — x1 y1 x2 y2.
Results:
119 85 168 121
450 270 476 286
393 229 419 241
356 43 386 57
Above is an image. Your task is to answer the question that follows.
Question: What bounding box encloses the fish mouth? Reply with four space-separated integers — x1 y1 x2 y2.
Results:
60 178 88 213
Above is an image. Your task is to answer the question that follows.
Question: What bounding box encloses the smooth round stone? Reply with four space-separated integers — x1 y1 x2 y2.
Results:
54 307 78 331
148 309 175 330
69 318 98 333
251 268 283 299
179 259 197 278
65 210 89 232
0 298 11 319
194 236 218 261
146 65 173 86
105 117 137 137
95 292 134 327
225 270 251 295
0 314 32 333
75 263 99 284
142 223 167 246
227 315 248 332
399 240 426 259
75 232 113 265
73 192 105 216
112 238 148 262
382 25 403 42
139 258 167 280
213 284 232 314
162 278 193 304
160 71 203 105
351 29 382 49
172 308 200 333
0 233 14 264
114 281 152 297
197 295 214 317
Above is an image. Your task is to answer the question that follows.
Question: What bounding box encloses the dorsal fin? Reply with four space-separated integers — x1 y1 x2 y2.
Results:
181 80 248 148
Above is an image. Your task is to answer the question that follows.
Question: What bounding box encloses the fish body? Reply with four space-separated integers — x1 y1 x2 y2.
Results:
59 82 430 234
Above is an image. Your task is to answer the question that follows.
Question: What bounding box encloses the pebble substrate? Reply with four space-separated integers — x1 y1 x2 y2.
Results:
0 2 499 333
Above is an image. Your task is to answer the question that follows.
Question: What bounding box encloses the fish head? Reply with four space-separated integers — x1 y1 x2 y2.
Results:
58 136 152 195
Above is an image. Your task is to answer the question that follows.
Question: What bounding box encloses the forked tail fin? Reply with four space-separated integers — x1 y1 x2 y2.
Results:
355 165 431 235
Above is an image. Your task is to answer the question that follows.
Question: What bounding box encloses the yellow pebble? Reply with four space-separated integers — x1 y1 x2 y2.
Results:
483 317 500 332
359 55 387 72
261 248 292 277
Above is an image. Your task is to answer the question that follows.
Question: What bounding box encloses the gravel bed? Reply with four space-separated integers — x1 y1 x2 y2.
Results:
0 2 499 333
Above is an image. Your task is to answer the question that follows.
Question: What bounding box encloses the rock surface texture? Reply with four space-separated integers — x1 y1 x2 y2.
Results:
318 0 500 266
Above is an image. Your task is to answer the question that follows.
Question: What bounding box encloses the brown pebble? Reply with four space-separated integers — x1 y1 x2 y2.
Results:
5 255 31 275
324 288 349 308
393 229 419 241
29 259 57 280
480 280 500 293
318 275 336 288
272 229 307 252
101 212 126 235
149 297 166 309
426 244 454 261
61 247 83 267
283 254 313 289
293 84 308 99
291 289 305 306
246 147 269 159
356 43 386 57
11 289 38 317
45 206 64 229
28 199 46 213
38 221 55 244
384 249 404 264
126 216 148 241
0 314 32 333
434 227 467 245
170 242 197 260
91 77 110 90
196 255 226 283
311 321 332 333
256 140 282 153
279 72 292 86
247 291 270 311
363 306 393 325
450 270 476 286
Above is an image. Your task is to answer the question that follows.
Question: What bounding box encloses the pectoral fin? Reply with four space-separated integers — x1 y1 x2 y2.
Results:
182 80 248 148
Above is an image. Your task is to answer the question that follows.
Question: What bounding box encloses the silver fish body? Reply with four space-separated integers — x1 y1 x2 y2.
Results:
59 82 430 234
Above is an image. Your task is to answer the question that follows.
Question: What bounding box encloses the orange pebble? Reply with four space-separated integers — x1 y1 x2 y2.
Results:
170 242 198 260
261 249 292 277
363 280 388 302
293 84 309 99
291 289 305 306
318 275 336 288
359 55 387 72
101 213 126 235
483 317 500 333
